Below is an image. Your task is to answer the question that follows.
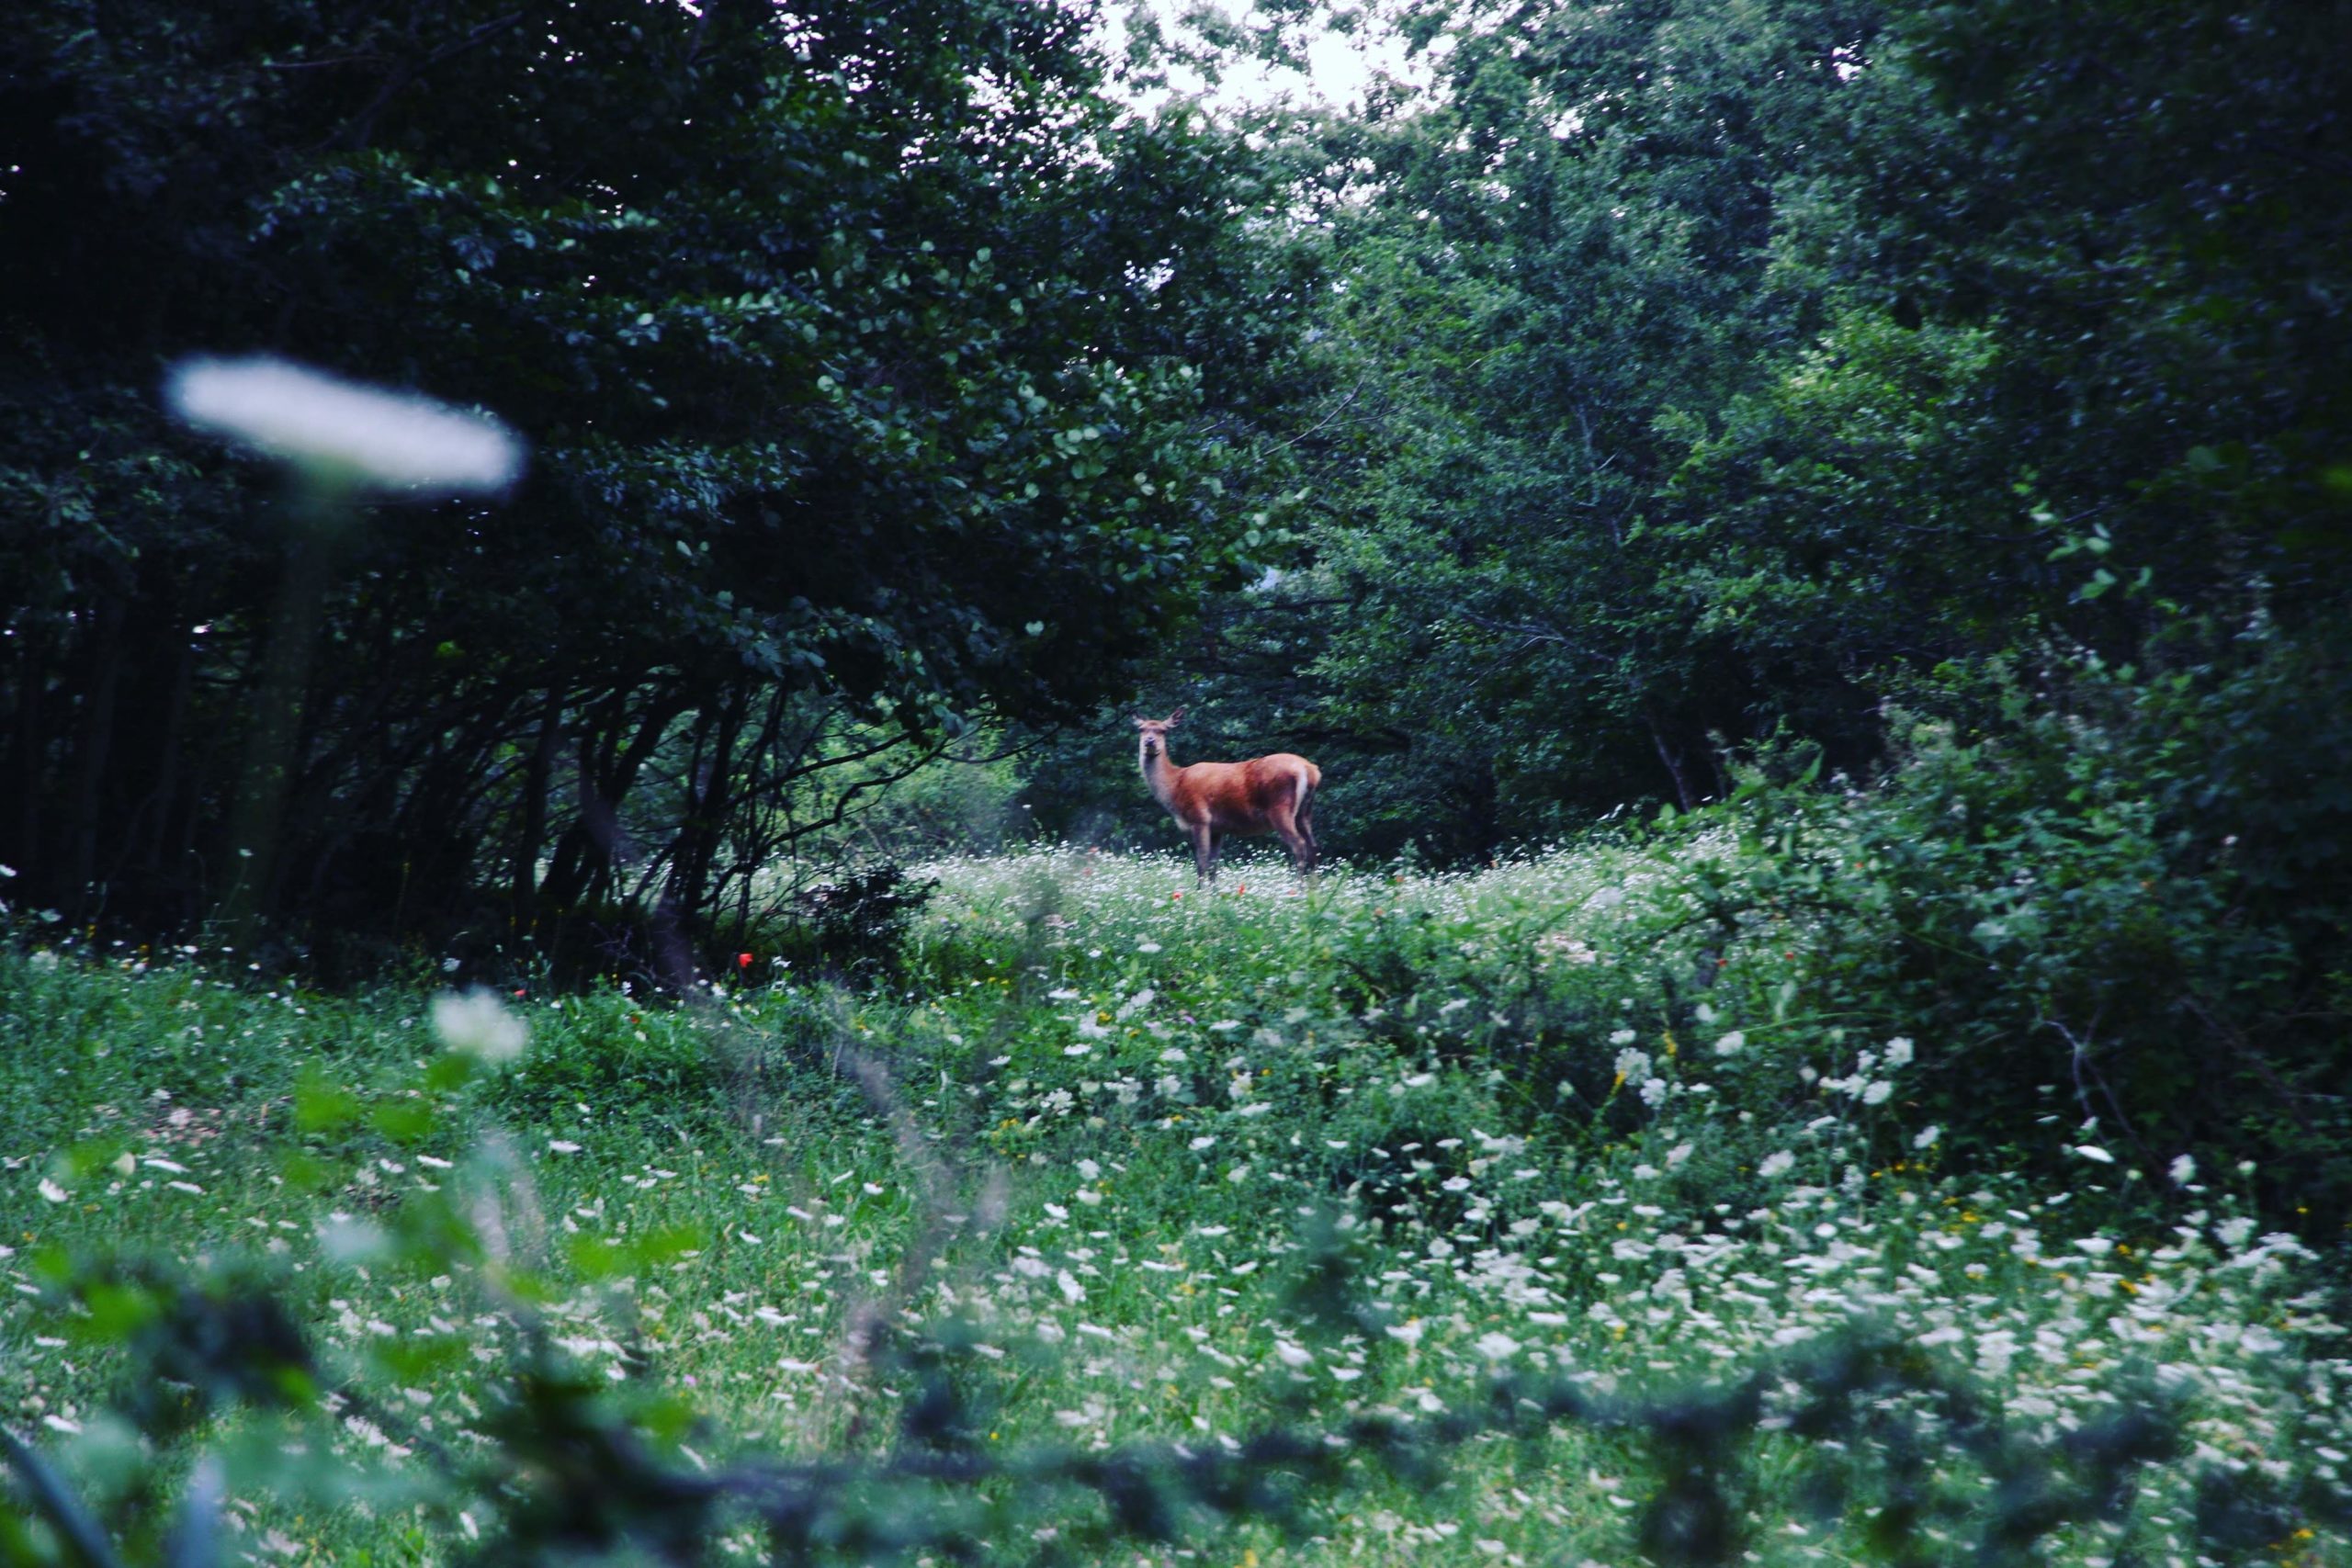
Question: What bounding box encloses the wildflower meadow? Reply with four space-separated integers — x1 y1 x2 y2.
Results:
4 838 2343 1564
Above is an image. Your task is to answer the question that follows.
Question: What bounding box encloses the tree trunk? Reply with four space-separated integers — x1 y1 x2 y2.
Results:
1646 710 1700 813
64 595 126 908
511 682 564 935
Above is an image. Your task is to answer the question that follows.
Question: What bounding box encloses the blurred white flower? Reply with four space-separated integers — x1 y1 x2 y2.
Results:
167 355 523 495
432 989 528 1064
1713 1031 1745 1055
38 1178 68 1203
319 1215 390 1264
1758 1151 1796 1179
1861 1080 1893 1106
2072 1144 2116 1165
1883 1036 1915 1067
1913 1124 1941 1149
1474 1331 1521 1361
2168 1154 2197 1186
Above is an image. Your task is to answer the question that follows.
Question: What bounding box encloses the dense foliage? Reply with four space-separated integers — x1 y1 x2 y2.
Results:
1 0 1309 956
1149 0 2351 856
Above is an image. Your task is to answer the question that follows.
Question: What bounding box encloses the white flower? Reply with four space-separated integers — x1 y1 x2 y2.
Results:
1473 1331 1521 1361
1609 1028 1638 1046
1913 1124 1941 1150
1758 1151 1797 1179
1883 1036 1915 1067
2168 1154 2197 1186
1274 1341 1314 1368
2072 1145 2116 1165
432 989 528 1064
320 1215 389 1264
1713 1031 1746 1055
548 1139 582 1154
1137 942 1162 954
1860 1080 1893 1106
38 1178 68 1203
167 355 523 495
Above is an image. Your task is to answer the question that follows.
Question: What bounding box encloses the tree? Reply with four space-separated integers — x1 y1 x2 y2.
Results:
1208 0 1900 853
0 0 1313 954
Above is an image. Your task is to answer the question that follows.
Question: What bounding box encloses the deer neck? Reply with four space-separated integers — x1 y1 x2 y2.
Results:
1140 743 1183 812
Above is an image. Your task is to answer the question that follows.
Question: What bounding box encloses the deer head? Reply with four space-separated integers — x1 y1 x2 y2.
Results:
1132 709 1184 761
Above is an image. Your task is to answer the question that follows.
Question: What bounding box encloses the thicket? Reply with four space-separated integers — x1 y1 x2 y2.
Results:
0 0 1312 963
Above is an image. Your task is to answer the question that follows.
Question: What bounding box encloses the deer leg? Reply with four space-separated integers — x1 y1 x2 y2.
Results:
1270 801 1315 876
1188 822 1217 885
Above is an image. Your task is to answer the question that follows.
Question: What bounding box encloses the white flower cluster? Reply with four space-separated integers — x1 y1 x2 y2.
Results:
167 355 523 495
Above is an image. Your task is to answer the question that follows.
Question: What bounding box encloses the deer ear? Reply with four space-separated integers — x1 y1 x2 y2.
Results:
1132 716 1149 729
1167 707 1185 726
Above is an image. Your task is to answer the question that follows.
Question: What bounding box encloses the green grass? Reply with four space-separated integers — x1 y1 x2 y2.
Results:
3 845 2346 1564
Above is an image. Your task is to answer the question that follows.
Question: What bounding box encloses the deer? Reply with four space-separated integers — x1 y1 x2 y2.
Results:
1133 710 1321 885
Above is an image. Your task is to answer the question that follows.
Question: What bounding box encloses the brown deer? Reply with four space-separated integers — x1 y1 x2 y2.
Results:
1133 711 1320 884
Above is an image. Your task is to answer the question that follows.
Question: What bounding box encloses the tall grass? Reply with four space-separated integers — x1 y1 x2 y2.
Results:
2 841 2344 1562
